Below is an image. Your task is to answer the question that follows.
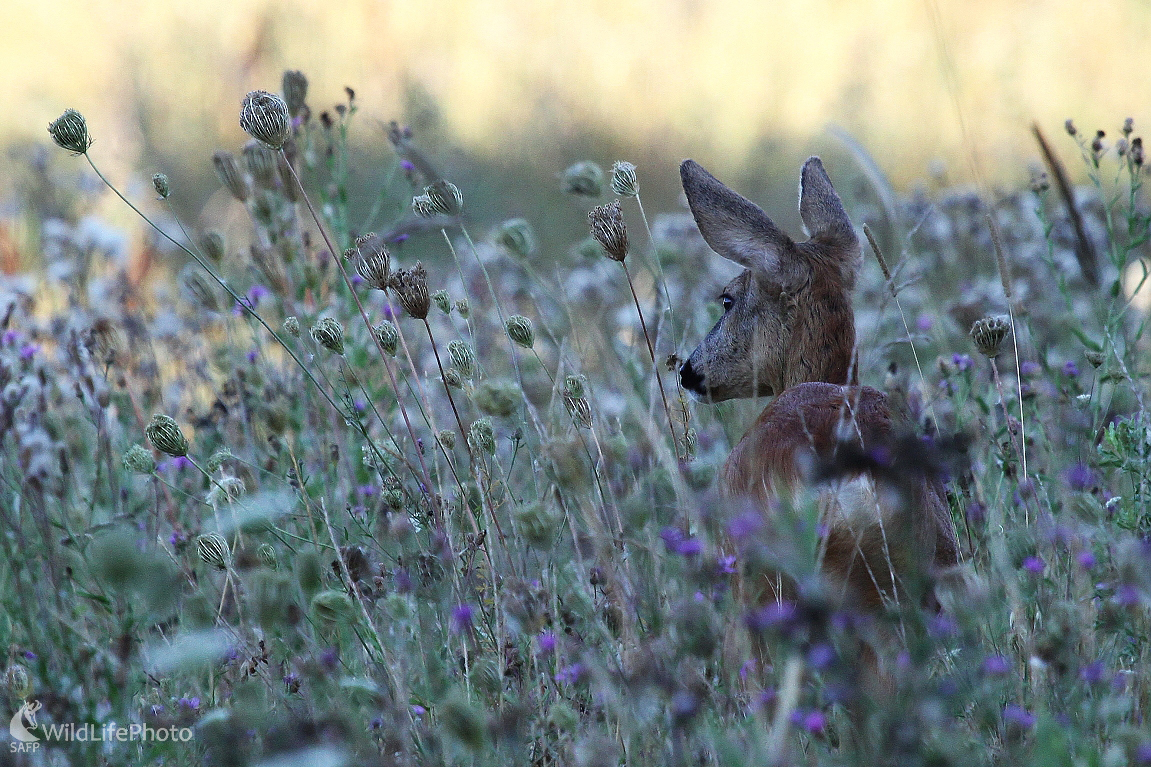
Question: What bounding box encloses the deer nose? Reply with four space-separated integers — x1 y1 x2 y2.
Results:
680 359 706 394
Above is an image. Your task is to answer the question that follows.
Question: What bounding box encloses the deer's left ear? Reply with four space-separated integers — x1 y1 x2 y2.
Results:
798 157 861 279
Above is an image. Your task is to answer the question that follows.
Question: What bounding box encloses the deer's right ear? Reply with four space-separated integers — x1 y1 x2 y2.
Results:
680 159 798 280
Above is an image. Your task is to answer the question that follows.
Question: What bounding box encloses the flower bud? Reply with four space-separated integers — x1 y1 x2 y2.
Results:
373 321 399 356
242 140 279 188
257 543 278 570
5 664 31 698
562 161 604 197
494 218 536 258
48 109 93 154
506 315 534 348
454 298 470 318
970 316 1010 357
212 150 250 201
152 173 170 199
283 316 301 337
240 90 292 150
610 161 639 197
196 533 231 570
199 231 225 264
205 449 235 474
447 340 477 378
282 70 309 119
588 201 628 261
146 414 188 457
437 429 457 450
468 418 496 454
310 317 346 355
122 444 156 474
432 290 452 314
564 375 587 399
389 262 431 319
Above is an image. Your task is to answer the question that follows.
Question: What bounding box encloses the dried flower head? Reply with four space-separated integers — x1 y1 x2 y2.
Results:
242 140 279 188
373 321 399 356
447 340 477 378
442 368 464 389
564 375 587 399
564 394 592 428
5 664 31 698
389 262 431 319
212 151 250 201
199 231 225 264
257 542 278 570
282 70 309 118
152 173 170 199
1131 137 1144 167
240 90 292 150
1084 350 1105 368
970 315 1010 357
411 193 438 218
611 161 639 197
310 317 346 355
283 316 301 337
423 180 464 216
468 418 497 454
455 298 470 318
1064 119 1077 137
122 444 155 474
206 475 247 506
355 234 391 290
146 414 188 457
181 265 221 312
588 201 629 261
506 315 534 348
562 161 605 197
494 218 536 258
205 448 236 474
1030 172 1050 194
196 533 231 571
437 429 457 450
48 109 93 155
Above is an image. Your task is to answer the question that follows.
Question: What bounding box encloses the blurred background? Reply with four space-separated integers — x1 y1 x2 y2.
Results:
2 0 1149 264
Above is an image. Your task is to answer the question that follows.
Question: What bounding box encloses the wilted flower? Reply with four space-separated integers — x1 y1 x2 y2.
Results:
239 90 292 150
48 109 93 154
970 315 1010 357
588 201 629 261
506 315 534 348
146 414 188 457
389 263 431 319
310 317 345 355
610 161 639 197
562 161 604 197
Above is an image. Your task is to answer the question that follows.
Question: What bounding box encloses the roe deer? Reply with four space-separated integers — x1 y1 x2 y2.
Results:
678 157 959 613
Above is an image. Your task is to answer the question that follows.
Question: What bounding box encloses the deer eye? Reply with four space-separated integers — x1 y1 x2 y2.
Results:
720 294 734 312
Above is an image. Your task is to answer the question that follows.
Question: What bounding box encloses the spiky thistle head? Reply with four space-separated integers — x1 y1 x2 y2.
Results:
196 533 231 571
48 109 93 155
146 414 188 457
588 201 628 261
373 321 399 356
239 90 292 150
447 340 477 378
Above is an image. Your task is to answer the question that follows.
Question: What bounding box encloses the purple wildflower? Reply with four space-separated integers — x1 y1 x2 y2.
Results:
451 603 475 633
1136 741 1151 764
411 705 426 717
1080 661 1108 685
1003 704 1035 730
982 655 1011 676
1020 360 1042 376
952 353 973 372
965 501 987 525
1077 550 1097 570
718 555 737 575
1022 556 1045 574
536 631 557 656
246 349 258 364
746 602 798 633
1 330 17 345
1062 360 1080 377
554 663 585 685
727 511 763 542
916 314 933 332
19 343 39 361
321 647 339 672
807 643 835 670
1063 463 1095 491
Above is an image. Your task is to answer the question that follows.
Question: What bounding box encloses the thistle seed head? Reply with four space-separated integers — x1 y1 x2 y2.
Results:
447 340 477 378
282 70 309 118
468 418 496 454
152 173 170 199
494 218 536 258
180 265 221 312
354 234 391 290
212 150 250 201
425 180 464 216
443 368 464 389
610 161 639 197
970 315 1010 357
240 90 292 150
206 475 247 506
196 533 231 571
562 161 605 197
588 201 629 261
242 140 279 188
48 109 93 155
146 414 188 457
122 444 156 474
283 316 301 337
506 315 535 348
310 317 346 355
373 321 399 356
389 262 431 319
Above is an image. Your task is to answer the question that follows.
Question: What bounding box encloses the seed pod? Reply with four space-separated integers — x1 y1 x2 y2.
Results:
564 375 586 399
562 161 604 197
506 315 534 348
48 109 93 154
411 193 438 218
432 290 452 315
437 429 457 450
389 263 431 319
242 140 279 188
239 90 292 150
257 543 278 570
970 316 1010 357
197 533 231 571
588 201 628 261
355 235 391 290
454 298 470 318
468 418 496 454
373 321 399 356
5 664 31 698
610 161 639 197
199 231 225 264
442 368 464 389
564 395 592 428
423 180 464 216
310 317 346 355
494 218 536 258
283 316 301 337
146 414 188 457
447 340 477 378
122 444 156 474
212 151 250 201
205 449 235 474
152 173 170 199
282 70 309 118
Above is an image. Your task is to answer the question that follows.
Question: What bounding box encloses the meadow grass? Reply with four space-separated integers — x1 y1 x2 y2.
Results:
1 75 1150 766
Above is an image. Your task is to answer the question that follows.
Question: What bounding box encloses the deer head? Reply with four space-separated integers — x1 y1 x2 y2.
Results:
678 157 862 401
